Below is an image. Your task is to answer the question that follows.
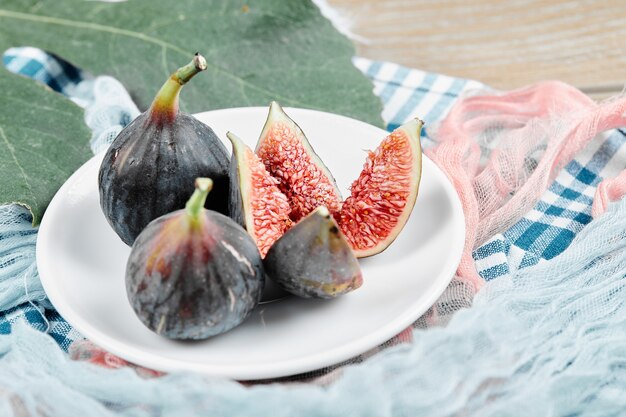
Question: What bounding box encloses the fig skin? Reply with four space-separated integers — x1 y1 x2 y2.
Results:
126 178 264 340
99 54 230 246
264 206 363 299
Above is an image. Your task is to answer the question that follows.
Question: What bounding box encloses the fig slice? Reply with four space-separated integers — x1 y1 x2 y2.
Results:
264 206 363 299
227 132 292 257
255 101 343 222
339 118 424 258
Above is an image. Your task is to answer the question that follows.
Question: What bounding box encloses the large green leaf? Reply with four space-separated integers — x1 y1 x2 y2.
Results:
0 0 383 225
0 68 92 225
0 0 383 121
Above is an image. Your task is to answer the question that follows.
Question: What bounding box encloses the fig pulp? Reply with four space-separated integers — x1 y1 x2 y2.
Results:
254 105 423 258
99 54 230 246
264 206 362 299
339 118 423 257
228 132 292 257
126 178 264 340
255 101 343 222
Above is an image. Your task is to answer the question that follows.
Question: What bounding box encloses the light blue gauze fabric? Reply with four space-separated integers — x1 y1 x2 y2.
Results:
1 197 625 416
0 48 626 416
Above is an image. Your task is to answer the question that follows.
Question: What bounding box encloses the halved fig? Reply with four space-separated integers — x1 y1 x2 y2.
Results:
255 101 343 222
227 132 292 257
264 206 362 299
339 118 423 257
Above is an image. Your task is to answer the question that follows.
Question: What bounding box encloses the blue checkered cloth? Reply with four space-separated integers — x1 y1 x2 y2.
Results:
473 130 626 280
4 47 86 96
0 304 82 351
1 48 625 352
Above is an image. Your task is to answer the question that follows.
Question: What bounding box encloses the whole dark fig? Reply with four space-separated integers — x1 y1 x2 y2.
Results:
264 206 363 299
126 178 264 340
99 53 230 246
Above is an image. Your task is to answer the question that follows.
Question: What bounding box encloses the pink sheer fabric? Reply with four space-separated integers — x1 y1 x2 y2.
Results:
592 169 626 218
427 81 626 288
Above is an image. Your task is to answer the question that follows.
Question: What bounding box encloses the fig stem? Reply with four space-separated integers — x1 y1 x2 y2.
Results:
150 53 207 122
186 177 213 221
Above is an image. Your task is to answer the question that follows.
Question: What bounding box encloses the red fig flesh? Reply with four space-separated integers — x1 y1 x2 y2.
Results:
339 118 423 257
255 102 343 222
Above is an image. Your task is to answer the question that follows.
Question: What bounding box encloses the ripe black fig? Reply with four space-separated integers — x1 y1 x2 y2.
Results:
126 178 264 340
264 206 363 299
99 54 230 246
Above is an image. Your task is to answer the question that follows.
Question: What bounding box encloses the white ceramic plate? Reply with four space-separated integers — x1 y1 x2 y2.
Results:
37 107 464 380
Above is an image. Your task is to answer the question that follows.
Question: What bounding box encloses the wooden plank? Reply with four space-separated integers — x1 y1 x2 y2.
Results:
327 0 626 99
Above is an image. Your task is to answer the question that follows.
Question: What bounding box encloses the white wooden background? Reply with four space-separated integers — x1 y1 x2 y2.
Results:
329 0 626 99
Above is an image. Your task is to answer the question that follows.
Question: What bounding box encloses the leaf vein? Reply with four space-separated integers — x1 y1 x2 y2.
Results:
0 126 37 208
0 9 189 56
0 8 320 109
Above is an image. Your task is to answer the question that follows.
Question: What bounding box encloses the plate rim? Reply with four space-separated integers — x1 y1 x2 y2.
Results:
36 106 465 380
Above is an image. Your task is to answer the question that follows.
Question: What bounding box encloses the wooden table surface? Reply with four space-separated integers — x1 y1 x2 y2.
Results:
328 0 626 99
